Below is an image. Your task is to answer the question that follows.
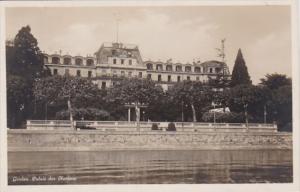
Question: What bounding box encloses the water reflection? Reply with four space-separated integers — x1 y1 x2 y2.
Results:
8 150 292 184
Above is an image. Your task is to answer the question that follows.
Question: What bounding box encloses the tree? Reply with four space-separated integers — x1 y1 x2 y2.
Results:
107 78 164 122
260 73 291 90
8 25 49 80
231 48 251 87
272 85 292 131
33 76 105 126
259 74 292 131
227 84 272 123
7 75 31 128
167 81 212 122
6 25 49 128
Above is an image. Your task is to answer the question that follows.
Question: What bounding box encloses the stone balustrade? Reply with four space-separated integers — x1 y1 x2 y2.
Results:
26 120 277 133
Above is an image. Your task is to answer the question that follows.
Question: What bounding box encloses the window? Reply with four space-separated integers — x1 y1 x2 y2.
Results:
185 66 191 72
63 57 71 65
112 82 116 86
138 72 143 78
75 58 83 66
168 75 171 82
176 66 182 72
215 68 221 73
121 59 124 65
52 57 60 64
147 63 153 70
128 71 132 77
156 64 162 71
86 59 94 66
101 82 106 89
158 75 162 82
196 76 200 81
76 70 81 77
195 67 201 73
113 70 117 77
88 71 92 78
113 58 117 64
177 76 181 82
187 76 190 81
147 74 152 79
53 69 58 75
65 69 69 76
129 59 132 65
121 71 125 77
166 65 172 71
44 56 48 63
209 68 213 73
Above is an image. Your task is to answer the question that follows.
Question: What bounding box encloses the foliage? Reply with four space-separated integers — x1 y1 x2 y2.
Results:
6 25 49 128
167 81 213 122
202 112 247 123
208 74 231 89
56 108 109 120
167 122 176 131
272 85 292 131
107 78 163 105
33 76 106 120
107 78 164 121
7 25 49 80
260 73 291 90
227 84 272 122
6 75 32 128
151 123 159 130
231 48 252 87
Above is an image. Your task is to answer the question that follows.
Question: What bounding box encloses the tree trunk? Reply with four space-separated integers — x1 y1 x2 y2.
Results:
191 103 197 122
67 99 75 130
135 102 140 131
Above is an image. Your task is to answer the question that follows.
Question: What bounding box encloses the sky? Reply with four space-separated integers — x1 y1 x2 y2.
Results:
5 6 291 84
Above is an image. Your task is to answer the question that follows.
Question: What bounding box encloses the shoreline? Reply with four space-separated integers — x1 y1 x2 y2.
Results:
8 129 292 152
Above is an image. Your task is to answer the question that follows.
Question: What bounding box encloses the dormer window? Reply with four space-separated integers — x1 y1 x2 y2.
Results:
147 63 153 70
185 66 191 72
52 57 60 64
86 59 94 66
75 58 83 66
195 67 201 73
63 57 71 65
166 65 172 71
156 64 163 71
176 66 182 72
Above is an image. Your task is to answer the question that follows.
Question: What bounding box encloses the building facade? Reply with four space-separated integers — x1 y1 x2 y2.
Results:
44 42 231 90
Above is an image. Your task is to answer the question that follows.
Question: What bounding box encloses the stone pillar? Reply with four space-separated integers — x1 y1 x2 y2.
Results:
128 108 131 122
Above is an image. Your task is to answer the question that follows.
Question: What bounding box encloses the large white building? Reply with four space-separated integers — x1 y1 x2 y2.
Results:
44 42 230 90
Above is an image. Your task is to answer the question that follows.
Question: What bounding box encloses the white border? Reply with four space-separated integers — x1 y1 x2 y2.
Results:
0 1 299 192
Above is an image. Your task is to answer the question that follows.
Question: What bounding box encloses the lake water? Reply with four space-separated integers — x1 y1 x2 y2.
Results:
8 150 292 185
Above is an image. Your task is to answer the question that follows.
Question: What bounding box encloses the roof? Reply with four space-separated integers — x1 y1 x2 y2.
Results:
200 60 227 68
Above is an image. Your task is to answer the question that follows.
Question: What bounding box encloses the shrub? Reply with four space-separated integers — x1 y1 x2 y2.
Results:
151 123 159 130
167 122 176 131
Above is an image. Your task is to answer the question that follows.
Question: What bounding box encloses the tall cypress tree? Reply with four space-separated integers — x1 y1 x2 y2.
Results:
230 48 252 87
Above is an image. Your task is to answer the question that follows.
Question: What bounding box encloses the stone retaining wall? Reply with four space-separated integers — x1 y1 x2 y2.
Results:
7 130 292 151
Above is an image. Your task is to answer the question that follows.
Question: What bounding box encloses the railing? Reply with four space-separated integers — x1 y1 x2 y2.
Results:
26 120 277 132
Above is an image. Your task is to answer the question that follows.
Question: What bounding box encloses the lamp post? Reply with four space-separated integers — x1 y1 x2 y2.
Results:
212 101 217 131
181 100 184 122
244 103 248 131
264 105 267 124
